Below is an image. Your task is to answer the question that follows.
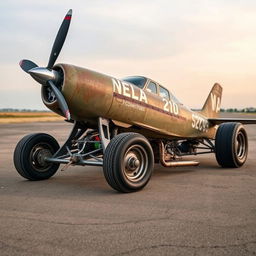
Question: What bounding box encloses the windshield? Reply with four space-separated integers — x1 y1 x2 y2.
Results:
121 76 146 89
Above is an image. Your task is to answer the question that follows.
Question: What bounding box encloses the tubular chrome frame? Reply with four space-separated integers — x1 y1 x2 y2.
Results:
45 118 216 169
45 120 105 167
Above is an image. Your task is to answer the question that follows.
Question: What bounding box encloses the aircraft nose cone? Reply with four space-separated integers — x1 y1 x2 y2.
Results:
28 67 59 85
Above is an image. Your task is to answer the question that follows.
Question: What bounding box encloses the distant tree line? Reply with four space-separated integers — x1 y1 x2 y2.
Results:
0 108 50 112
1 107 256 113
220 108 256 113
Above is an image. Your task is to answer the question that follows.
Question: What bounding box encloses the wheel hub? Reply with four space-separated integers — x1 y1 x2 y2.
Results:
126 156 140 171
123 144 148 182
32 147 52 168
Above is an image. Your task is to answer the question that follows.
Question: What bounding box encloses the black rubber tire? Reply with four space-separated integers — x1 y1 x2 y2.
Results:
14 133 60 180
103 133 154 193
215 122 248 168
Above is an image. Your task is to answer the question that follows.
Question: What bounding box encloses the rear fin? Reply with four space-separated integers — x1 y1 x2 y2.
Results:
200 83 222 118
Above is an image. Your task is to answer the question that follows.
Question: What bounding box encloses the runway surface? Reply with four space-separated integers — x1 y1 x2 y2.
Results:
0 120 256 255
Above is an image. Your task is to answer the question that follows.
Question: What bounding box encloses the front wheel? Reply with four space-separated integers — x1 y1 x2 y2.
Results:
103 133 154 193
14 133 60 180
215 122 248 168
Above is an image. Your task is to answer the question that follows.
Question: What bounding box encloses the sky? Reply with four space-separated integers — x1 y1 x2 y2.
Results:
0 0 256 110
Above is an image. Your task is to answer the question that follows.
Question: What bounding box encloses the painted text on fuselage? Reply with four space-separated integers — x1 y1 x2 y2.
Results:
163 98 179 115
192 113 209 132
112 78 148 103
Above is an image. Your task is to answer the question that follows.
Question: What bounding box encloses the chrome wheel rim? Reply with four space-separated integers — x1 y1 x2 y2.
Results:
123 144 148 182
235 131 247 161
30 143 54 172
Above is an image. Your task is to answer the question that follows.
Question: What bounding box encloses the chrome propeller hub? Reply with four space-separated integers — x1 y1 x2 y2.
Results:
29 67 60 85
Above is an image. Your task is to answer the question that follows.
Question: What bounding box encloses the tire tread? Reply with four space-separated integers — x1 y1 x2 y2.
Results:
103 133 154 193
13 133 60 180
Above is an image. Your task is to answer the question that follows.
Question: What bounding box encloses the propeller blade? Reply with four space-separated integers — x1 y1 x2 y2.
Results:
19 59 38 73
47 9 72 69
47 80 71 120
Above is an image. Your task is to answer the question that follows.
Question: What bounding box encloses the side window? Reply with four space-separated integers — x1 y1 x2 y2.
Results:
159 86 170 100
146 82 157 94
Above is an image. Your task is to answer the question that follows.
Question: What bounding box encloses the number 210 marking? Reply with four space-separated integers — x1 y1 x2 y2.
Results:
163 99 179 115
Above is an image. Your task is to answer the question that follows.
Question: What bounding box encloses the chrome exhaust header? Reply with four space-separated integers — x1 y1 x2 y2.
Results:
159 141 199 167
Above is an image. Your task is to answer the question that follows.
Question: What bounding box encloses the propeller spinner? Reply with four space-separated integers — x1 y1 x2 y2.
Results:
19 9 72 120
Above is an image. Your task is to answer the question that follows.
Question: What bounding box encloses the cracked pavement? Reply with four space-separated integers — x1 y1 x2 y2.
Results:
0 120 256 256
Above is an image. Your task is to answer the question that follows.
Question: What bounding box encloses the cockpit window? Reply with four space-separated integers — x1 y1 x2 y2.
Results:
121 76 146 89
159 86 170 100
146 81 157 94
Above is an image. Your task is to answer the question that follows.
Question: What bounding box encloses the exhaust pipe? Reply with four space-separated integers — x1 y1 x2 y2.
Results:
159 141 199 167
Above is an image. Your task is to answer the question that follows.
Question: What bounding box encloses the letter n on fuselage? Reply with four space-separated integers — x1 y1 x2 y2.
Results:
112 78 122 94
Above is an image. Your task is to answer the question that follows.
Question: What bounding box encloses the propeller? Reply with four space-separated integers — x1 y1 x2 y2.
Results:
19 9 72 120
47 9 72 69
48 80 71 120
19 59 38 73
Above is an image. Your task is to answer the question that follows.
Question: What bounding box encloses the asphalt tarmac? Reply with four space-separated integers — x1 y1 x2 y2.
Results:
0 120 256 256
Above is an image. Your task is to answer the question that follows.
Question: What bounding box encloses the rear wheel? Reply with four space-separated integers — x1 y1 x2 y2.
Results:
14 133 60 180
103 133 154 193
215 122 248 168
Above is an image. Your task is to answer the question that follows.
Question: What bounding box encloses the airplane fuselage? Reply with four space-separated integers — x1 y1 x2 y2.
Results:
42 64 216 139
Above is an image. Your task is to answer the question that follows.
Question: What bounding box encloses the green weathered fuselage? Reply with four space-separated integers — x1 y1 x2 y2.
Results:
42 64 217 139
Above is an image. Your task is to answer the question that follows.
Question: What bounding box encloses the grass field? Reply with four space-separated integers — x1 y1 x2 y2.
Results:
0 112 64 123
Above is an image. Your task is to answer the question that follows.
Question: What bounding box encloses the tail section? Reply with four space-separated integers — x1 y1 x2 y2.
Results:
200 83 223 118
